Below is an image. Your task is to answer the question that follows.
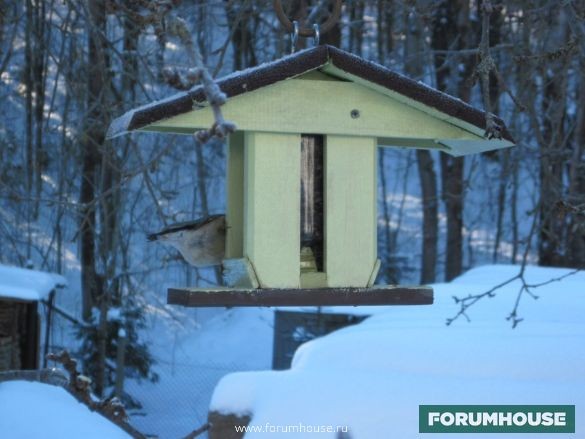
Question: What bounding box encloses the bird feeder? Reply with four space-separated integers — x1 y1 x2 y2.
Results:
108 45 514 307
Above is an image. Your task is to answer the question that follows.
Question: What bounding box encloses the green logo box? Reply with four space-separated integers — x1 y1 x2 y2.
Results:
419 405 575 433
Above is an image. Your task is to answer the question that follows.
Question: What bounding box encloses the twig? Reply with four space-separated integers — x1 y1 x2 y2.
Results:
41 300 90 328
470 1 525 139
164 15 237 142
46 350 146 438
307 0 330 24
447 202 582 328
446 274 520 326
506 268 581 328
182 422 210 439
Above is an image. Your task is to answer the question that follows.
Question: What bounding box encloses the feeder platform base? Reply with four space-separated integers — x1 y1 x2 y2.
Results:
167 285 433 307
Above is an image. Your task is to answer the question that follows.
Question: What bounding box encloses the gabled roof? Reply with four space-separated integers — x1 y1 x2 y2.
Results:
108 45 513 144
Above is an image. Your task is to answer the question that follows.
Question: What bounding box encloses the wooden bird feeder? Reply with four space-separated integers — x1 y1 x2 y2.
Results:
108 45 514 308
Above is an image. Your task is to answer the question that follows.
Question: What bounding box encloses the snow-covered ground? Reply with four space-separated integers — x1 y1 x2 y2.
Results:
206 265 584 438
0 381 130 438
125 306 275 437
2 264 580 438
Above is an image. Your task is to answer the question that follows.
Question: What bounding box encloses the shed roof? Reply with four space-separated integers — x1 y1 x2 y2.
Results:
0 264 66 302
108 45 513 146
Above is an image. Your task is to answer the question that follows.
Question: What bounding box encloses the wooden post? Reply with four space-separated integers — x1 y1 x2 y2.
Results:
244 131 301 288
42 290 55 368
23 301 40 369
325 135 378 287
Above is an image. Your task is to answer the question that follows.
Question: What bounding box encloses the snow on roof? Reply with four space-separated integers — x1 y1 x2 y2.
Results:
0 381 130 438
108 45 514 143
210 265 585 438
0 264 66 301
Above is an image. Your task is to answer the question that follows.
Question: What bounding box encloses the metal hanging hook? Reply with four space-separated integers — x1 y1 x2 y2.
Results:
291 20 299 53
313 24 320 46
274 0 342 37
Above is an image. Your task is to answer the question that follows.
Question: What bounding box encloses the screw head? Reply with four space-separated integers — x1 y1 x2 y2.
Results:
350 109 360 119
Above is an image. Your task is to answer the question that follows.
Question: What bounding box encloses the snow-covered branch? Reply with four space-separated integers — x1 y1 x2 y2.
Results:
163 15 237 142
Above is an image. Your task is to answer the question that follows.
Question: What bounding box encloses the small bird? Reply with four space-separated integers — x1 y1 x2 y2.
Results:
147 214 226 267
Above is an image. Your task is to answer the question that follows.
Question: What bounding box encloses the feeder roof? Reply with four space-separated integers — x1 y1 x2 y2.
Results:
108 45 514 155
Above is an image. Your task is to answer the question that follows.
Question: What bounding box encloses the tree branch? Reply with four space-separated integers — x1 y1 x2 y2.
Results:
46 350 146 438
163 15 237 142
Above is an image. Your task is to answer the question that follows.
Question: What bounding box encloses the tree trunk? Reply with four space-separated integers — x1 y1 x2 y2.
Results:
404 3 438 284
431 0 472 281
32 0 46 219
82 0 111 396
24 0 33 260
80 0 108 322
538 45 569 267
566 72 585 266
378 149 398 283
440 155 464 280
348 0 364 55
416 150 438 283
225 2 257 70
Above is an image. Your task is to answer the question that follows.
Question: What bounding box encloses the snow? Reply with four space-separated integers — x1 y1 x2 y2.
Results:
125 307 274 437
0 263 66 301
107 46 325 139
210 265 585 438
107 307 122 321
0 381 130 439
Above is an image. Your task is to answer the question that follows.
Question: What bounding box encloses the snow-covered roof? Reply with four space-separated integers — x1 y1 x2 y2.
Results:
210 265 585 438
0 381 130 439
0 264 66 302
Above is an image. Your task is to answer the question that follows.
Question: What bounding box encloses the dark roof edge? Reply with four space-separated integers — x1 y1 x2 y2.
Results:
325 46 513 142
107 45 514 143
106 46 330 139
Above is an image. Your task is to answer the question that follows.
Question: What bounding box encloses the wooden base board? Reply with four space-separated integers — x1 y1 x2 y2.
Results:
167 286 433 307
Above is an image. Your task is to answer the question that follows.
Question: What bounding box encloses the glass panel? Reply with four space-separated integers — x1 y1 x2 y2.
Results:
300 134 324 272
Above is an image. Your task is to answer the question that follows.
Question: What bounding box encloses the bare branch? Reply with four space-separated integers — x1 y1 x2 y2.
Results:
472 1 524 138
182 422 210 439
47 350 146 438
164 15 237 142
448 201 582 328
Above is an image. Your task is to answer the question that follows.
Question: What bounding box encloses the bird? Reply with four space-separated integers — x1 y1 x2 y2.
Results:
147 214 226 267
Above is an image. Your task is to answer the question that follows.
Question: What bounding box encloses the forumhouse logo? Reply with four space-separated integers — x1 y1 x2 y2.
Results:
419 405 575 433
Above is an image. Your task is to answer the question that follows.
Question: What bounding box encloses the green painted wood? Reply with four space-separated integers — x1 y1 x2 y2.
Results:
244 131 301 288
300 272 328 288
437 138 513 156
226 131 245 258
321 64 490 139
378 137 444 150
222 258 259 288
367 259 381 287
146 79 482 143
296 70 345 81
325 135 378 287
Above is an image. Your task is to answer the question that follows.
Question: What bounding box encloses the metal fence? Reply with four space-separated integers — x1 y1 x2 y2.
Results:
125 360 255 439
